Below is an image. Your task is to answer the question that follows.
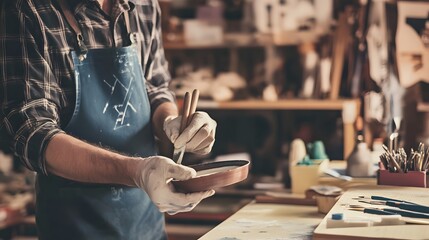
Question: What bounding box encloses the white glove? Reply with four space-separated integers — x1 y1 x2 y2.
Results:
164 111 216 155
133 156 215 214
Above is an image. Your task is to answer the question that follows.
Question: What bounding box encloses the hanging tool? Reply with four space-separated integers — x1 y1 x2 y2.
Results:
350 0 371 98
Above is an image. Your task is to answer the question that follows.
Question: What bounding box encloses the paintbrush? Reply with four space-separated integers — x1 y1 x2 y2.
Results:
423 147 429 171
355 196 418 205
172 89 199 165
410 148 415 171
418 143 425 166
349 207 429 223
379 153 388 170
382 144 402 172
386 201 429 214
357 199 429 214
399 148 407 172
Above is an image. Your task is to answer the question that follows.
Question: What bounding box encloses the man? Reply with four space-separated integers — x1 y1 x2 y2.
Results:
0 0 217 239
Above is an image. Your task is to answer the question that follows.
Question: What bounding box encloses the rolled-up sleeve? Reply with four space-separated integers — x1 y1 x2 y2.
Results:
144 1 176 112
0 3 64 174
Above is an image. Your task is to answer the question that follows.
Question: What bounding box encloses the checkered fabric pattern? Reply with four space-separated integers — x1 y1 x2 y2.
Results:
0 0 174 174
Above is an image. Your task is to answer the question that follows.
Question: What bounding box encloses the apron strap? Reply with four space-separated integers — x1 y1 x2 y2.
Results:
57 0 88 60
57 0 137 61
124 10 131 35
123 10 138 45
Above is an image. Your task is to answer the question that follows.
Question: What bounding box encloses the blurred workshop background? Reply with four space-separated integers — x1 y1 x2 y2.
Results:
1 0 429 239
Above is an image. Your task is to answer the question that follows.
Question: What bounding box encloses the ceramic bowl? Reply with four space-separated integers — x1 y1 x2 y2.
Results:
173 160 250 192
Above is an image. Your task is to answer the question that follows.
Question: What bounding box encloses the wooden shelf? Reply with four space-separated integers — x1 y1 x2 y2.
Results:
196 99 359 111
189 98 360 159
164 31 321 50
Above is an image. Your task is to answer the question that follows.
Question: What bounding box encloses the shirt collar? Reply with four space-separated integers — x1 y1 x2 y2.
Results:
68 0 134 13
96 0 135 11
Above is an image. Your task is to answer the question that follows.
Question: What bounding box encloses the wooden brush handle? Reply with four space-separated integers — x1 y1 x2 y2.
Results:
179 92 191 134
187 89 200 126
179 89 200 133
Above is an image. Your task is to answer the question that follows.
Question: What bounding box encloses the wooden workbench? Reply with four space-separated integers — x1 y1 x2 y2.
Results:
202 185 429 240
200 161 378 239
199 202 324 240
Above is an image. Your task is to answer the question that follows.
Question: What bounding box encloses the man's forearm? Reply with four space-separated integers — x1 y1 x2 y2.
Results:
152 102 178 157
45 133 139 186
44 102 178 185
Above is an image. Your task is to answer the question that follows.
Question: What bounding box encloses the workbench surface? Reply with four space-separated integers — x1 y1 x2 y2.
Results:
200 185 429 240
199 202 324 240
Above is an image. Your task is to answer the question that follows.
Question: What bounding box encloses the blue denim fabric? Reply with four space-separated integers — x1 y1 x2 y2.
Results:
36 46 165 240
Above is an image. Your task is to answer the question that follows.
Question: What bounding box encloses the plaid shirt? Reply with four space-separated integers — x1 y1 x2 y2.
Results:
0 0 174 174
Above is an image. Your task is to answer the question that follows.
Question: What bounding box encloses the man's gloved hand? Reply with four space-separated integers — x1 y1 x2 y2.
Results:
164 111 216 155
133 156 215 214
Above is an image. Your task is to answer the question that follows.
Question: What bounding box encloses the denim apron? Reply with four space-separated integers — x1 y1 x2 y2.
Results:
35 1 165 239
